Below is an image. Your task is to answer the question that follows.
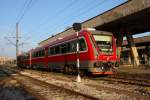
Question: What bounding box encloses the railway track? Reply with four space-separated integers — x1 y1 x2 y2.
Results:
2 66 150 99
0 68 37 100
14 68 150 88
91 76 150 87
86 76 150 98
0 67 100 100
9 67 150 87
19 68 150 87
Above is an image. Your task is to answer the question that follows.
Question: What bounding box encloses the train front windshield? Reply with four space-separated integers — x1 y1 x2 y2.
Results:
93 35 112 52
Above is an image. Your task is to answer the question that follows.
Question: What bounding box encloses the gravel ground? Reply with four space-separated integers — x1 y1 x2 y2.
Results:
0 78 37 100
19 70 150 100
0 68 37 100
2 66 150 100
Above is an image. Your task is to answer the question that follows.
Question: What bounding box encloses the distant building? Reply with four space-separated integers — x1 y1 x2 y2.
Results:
0 56 15 65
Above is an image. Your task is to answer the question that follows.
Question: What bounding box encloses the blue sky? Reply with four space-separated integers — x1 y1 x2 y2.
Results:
0 0 149 58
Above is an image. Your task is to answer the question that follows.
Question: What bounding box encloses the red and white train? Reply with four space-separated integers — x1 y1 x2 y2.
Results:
18 29 118 75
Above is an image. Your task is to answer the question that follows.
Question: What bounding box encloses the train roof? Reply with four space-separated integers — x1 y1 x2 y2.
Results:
31 29 113 52
89 30 112 36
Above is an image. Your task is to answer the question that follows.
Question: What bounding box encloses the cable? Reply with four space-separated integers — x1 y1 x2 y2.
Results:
17 0 36 23
34 0 107 40
31 0 77 34
7 0 35 38
18 0 32 22
47 0 107 34
35 0 96 35
45 0 95 31
8 0 27 36
16 0 29 22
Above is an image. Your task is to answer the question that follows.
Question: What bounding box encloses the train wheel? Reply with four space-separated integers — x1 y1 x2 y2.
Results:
115 62 119 67
81 69 87 77
48 67 51 72
74 67 78 75
70 66 74 75
63 66 67 74
33 65 37 70
68 67 72 74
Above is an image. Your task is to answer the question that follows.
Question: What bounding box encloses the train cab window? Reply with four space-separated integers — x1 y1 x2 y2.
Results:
24 53 29 59
93 35 112 52
79 38 86 51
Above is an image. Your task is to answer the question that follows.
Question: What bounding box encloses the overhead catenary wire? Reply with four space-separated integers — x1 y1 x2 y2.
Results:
32 0 77 33
47 0 107 35
31 0 101 38
16 0 29 22
44 0 96 31
6 0 29 37
5 0 36 58
17 0 35 23
7 0 36 37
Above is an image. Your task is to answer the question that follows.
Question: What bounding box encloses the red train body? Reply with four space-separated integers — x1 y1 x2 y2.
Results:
18 29 118 75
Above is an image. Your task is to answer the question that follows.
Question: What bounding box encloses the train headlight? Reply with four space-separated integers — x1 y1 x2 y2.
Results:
101 66 106 72
106 57 109 61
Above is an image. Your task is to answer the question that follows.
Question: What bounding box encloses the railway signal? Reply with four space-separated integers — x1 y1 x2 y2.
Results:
73 23 82 82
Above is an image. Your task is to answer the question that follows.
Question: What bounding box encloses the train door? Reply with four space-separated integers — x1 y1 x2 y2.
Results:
65 40 77 74
60 44 67 72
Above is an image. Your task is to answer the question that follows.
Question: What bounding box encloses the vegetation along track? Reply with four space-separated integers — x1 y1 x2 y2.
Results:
1 67 100 100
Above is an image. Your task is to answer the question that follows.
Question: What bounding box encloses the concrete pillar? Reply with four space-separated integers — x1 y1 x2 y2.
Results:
128 52 132 64
126 33 140 66
116 32 123 59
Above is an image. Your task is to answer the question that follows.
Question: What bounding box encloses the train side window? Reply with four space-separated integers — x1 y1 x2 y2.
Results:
70 40 76 52
61 44 67 54
48 47 50 55
49 47 55 55
39 51 41 57
79 38 86 51
38 51 40 57
55 46 60 54
32 52 35 57
36 52 38 57
34 52 36 57
41 49 45 56
67 42 71 53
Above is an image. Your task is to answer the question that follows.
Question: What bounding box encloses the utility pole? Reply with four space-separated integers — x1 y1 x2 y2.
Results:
16 22 19 67
5 22 26 67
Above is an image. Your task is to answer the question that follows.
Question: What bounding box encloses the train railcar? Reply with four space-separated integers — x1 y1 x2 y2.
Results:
18 52 31 68
18 29 118 75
